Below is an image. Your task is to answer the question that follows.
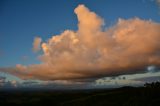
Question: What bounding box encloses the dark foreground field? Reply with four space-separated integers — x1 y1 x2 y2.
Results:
0 86 160 106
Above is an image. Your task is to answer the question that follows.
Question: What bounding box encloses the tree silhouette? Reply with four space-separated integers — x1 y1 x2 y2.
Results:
144 81 160 88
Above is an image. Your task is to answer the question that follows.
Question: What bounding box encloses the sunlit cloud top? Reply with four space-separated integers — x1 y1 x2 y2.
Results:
0 5 160 84
0 0 160 88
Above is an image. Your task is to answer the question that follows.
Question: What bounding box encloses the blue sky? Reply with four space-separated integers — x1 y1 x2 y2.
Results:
0 0 159 67
0 0 160 88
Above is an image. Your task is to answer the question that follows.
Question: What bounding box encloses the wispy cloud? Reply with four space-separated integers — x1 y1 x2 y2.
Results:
156 0 160 6
32 37 42 52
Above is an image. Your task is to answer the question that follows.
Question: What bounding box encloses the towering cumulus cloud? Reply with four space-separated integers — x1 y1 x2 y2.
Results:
2 5 160 82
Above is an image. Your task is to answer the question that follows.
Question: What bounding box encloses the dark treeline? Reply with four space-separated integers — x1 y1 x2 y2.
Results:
0 82 160 106
144 81 160 88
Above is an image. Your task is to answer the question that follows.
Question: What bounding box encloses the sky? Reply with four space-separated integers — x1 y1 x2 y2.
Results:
0 0 160 89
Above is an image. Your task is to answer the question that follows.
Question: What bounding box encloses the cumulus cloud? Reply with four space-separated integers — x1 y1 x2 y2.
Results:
1 4 160 82
32 37 42 52
16 64 27 71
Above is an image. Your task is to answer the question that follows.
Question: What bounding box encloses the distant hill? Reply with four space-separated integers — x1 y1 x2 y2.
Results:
0 82 160 106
